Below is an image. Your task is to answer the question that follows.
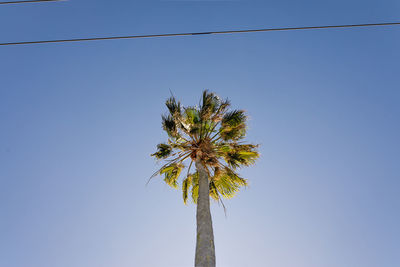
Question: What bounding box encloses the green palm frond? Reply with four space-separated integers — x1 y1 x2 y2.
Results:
183 107 201 137
219 124 246 141
184 107 201 125
165 96 182 117
223 167 248 186
209 181 220 201
182 174 193 204
160 162 185 189
191 172 199 203
217 143 259 169
221 110 246 128
200 90 221 120
162 115 179 138
201 120 213 135
218 110 247 141
168 139 189 151
151 143 173 159
208 98 231 126
212 167 248 199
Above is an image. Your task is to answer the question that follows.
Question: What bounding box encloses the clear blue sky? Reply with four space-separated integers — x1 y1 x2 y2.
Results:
1 1 399 267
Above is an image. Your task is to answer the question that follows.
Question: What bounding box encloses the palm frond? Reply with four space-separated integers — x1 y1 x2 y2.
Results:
223 150 259 169
212 166 248 199
200 90 221 120
209 180 219 201
151 143 173 159
184 107 201 125
191 172 200 203
223 167 248 187
162 115 179 138
209 98 230 123
201 120 214 137
165 96 182 117
182 160 194 204
182 174 193 204
219 124 246 141
217 143 259 169
221 110 246 127
160 162 185 189
209 181 228 216
211 110 247 141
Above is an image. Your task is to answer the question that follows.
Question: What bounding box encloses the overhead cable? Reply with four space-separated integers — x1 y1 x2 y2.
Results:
1 22 399 46
0 0 63 5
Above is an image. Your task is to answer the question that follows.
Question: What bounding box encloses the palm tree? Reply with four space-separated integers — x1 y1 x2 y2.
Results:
150 90 259 267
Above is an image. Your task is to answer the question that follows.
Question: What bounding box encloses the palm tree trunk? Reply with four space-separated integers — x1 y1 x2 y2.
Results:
195 160 216 267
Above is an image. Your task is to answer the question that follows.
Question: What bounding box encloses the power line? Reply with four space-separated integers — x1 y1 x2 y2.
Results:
0 0 63 4
1 22 399 46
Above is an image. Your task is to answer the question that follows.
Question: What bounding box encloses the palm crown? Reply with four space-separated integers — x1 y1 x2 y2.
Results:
151 90 259 204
